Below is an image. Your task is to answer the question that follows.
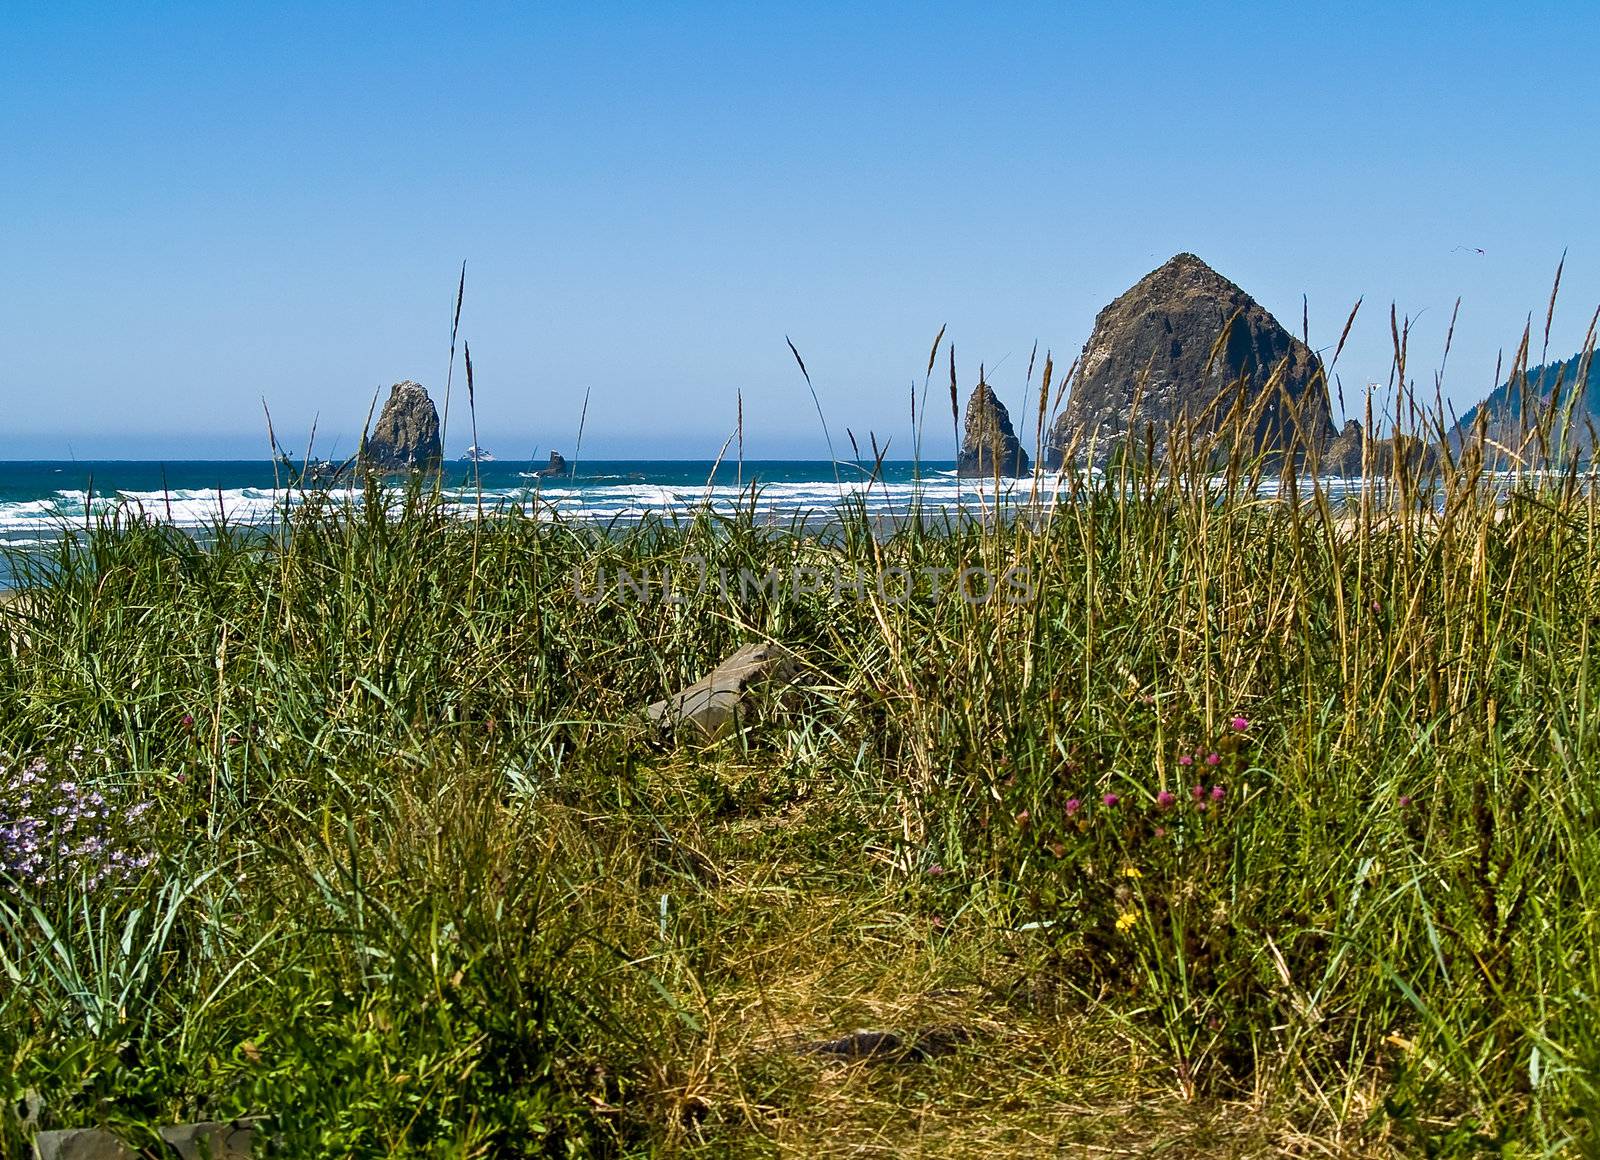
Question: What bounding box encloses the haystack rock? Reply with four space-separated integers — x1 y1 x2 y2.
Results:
1045 254 1336 468
957 380 1031 477
361 380 443 472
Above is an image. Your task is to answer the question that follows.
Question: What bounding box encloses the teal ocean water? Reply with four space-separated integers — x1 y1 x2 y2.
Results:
0 458 1007 545
0 458 1387 587
0 457 1391 541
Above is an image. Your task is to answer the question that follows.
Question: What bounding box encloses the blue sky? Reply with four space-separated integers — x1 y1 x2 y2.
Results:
3 1 1597 459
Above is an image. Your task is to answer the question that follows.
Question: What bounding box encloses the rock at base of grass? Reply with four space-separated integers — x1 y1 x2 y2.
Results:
33 1118 265 1159
647 643 797 739
799 1026 971 1064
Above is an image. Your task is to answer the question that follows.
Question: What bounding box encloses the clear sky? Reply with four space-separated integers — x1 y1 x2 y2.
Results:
4 1 1597 460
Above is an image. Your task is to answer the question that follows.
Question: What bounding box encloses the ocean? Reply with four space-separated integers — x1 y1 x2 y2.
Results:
0 456 1393 535
0 456 1017 545
0 457 1387 588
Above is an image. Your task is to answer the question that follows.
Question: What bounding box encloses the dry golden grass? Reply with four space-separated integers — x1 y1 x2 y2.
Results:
608 761 1409 1158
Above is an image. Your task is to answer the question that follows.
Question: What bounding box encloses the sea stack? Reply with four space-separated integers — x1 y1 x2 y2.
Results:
1045 254 1336 468
361 380 443 473
956 380 1030 477
1317 419 1435 475
534 451 571 478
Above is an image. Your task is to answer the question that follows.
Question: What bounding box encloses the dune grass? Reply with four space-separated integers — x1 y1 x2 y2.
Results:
1 408 1599 1156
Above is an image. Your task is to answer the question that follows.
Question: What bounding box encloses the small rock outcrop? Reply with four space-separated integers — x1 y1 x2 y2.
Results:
956 381 1030 477
33 1118 265 1160
301 456 354 487
1318 419 1439 475
1321 420 1365 472
360 381 443 473
798 1026 971 1064
534 451 571 478
1045 253 1336 468
647 643 797 739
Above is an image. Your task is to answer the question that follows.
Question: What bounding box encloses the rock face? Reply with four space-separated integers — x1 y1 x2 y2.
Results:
1319 419 1439 475
534 451 571 478
647 643 797 740
361 381 443 473
33 1119 264 1159
1321 420 1365 472
798 1026 971 1063
956 381 1030 477
1045 254 1336 468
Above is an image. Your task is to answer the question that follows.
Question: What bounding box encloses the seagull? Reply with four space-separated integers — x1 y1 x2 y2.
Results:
1453 245 1486 255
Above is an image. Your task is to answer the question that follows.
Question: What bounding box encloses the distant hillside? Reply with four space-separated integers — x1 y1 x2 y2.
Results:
1451 350 1600 461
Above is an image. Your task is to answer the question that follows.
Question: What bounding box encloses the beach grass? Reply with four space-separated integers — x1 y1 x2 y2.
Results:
2 397 1600 1156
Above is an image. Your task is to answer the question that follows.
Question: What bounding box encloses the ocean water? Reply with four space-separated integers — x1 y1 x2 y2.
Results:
0 458 1035 547
0 458 1385 588
0 458 1391 539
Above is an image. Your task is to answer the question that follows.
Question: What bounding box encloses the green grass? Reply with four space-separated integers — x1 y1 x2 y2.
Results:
1 444 1599 1156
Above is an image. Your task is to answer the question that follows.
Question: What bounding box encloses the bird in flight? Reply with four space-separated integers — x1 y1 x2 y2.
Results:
1453 245 1486 255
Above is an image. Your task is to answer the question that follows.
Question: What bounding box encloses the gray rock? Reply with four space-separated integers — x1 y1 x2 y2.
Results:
1320 419 1365 472
33 1119 263 1160
799 1026 971 1063
956 381 1031 477
1317 419 1439 475
360 380 443 473
647 643 797 739
1045 253 1336 468
534 451 571 478
158 1119 264 1160
300 456 354 488
32 1128 132 1160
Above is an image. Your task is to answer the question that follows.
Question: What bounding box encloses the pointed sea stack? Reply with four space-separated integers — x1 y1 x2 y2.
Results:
956 381 1030 477
534 451 571 478
1320 419 1440 475
1045 254 1336 468
361 380 443 473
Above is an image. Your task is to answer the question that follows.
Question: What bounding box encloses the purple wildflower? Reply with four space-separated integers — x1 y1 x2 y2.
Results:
1 753 156 894
1102 793 1120 808
1156 789 1177 809
1065 798 1081 818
